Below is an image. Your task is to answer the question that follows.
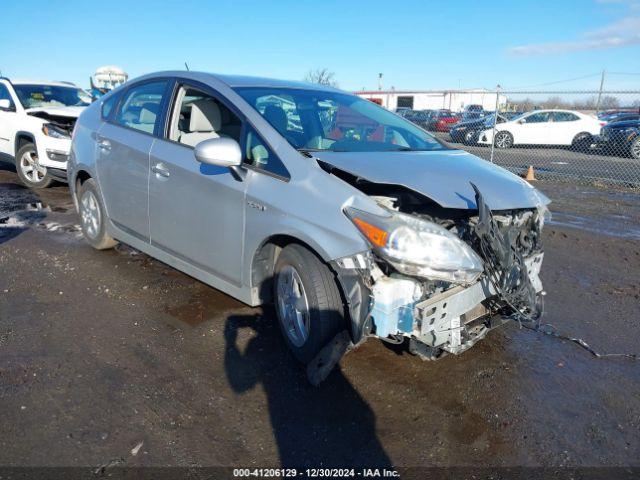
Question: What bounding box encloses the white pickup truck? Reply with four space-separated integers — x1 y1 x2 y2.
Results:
0 78 90 188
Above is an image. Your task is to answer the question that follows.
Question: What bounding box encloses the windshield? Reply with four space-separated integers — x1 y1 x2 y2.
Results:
234 87 447 152
14 84 91 109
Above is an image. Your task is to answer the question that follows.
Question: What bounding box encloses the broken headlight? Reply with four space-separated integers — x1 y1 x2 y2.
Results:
42 123 71 139
345 207 483 284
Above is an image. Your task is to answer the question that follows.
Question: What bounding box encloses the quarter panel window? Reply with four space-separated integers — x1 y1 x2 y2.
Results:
114 81 168 134
244 126 289 178
101 92 121 120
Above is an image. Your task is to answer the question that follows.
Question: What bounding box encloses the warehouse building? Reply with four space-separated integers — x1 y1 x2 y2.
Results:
354 89 507 112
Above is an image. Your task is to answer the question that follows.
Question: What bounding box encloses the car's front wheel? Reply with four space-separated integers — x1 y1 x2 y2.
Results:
494 131 514 149
15 143 54 189
630 137 640 160
463 130 476 145
274 244 345 363
78 179 118 250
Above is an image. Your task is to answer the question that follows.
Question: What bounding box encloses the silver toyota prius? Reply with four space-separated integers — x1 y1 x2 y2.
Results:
68 71 550 380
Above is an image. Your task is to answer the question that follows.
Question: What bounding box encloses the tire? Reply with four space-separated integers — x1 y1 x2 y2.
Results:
463 130 476 145
571 132 592 152
273 244 345 363
15 143 54 189
77 179 117 250
494 131 513 149
629 137 640 160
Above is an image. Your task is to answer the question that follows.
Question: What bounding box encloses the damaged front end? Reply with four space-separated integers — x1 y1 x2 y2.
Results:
332 180 547 361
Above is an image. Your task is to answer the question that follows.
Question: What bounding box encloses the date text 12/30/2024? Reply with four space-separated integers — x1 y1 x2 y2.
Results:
233 468 400 478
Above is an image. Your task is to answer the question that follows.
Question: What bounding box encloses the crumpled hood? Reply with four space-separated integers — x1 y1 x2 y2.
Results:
26 106 85 118
314 149 550 210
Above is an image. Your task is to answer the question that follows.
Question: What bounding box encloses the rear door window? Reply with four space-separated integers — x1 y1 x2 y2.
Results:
114 81 168 135
552 112 579 122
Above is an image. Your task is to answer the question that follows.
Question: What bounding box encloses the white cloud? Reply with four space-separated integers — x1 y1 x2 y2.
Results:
508 12 640 56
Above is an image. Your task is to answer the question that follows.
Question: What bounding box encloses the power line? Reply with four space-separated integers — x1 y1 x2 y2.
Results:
608 72 640 76
503 73 601 90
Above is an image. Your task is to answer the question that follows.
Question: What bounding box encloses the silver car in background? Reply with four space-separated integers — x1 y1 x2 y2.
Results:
68 72 550 381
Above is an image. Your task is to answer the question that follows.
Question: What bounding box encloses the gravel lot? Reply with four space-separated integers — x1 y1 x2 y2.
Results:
1 160 639 474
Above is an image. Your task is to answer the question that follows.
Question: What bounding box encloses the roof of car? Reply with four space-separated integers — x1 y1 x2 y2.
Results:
134 71 342 92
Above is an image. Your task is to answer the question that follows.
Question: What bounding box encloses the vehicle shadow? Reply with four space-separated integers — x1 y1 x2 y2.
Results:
224 310 394 469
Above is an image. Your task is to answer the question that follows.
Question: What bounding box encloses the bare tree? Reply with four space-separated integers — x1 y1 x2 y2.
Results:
599 95 620 110
303 68 338 87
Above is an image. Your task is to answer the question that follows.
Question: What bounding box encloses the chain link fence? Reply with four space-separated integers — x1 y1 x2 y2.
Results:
434 90 640 188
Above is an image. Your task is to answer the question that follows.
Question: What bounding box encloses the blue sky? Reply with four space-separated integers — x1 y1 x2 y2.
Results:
1 0 639 92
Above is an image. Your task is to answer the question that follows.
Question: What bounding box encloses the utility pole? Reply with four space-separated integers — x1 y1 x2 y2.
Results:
595 69 606 114
490 84 501 164
378 73 383 91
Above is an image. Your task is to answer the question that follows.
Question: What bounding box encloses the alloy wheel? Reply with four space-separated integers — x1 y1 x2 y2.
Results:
276 265 310 348
80 190 101 240
495 132 512 149
631 138 640 159
20 150 46 184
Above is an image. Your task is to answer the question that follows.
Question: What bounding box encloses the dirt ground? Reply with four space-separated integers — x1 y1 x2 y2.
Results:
1 161 639 474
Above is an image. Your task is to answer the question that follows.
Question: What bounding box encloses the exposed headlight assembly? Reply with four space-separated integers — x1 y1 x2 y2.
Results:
42 123 70 139
345 206 484 284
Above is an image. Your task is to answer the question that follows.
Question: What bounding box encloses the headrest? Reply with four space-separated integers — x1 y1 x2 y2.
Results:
189 99 221 132
263 105 288 133
139 102 159 124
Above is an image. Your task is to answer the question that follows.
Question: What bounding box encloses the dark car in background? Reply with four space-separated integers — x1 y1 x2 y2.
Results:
597 118 640 159
449 113 511 144
404 110 434 129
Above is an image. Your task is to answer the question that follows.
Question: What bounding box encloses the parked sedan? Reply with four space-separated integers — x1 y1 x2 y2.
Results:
597 119 640 159
68 71 549 381
449 113 510 144
426 110 461 132
477 109 604 149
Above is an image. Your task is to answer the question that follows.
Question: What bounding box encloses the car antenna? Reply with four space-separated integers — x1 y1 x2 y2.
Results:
184 62 190 71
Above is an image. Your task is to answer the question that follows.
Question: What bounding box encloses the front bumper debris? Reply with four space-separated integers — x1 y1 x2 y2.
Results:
368 253 543 355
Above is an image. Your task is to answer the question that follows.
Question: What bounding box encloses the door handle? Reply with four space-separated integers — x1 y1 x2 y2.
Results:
151 163 170 178
97 138 111 151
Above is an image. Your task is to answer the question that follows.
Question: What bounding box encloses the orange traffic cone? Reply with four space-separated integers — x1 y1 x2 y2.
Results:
525 165 536 181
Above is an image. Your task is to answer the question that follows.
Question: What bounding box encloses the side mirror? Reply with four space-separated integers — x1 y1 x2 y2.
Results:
0 99 14 111
194 137 242 168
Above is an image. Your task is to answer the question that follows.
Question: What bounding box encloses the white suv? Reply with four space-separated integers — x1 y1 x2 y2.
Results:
0 78 91 188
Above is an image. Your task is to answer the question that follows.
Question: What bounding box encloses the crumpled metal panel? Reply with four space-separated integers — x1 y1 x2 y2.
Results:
314 149 550 210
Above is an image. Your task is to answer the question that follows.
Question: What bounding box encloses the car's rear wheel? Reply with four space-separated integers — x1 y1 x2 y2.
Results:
630 137 640 160
571 132 592 152
494 131 513 149
15 143 54 189
274 244 345 363
78 179 118 250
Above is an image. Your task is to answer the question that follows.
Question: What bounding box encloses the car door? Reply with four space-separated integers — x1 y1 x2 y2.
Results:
514 111 552 144
96 79 170 242
148 81 247 286
0 83 19 156
551 111 581 145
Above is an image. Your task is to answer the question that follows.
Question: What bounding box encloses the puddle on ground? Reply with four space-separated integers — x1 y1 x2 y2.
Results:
165 288 242 327
549 211 640 239
0 183 76 238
